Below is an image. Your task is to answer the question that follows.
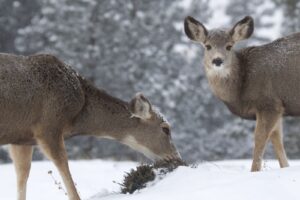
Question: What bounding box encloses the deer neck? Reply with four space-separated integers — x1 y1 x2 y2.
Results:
205 52 242 104
70 78 138 141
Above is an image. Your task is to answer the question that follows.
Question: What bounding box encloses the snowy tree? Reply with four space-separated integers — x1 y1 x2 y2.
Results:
273 0 300 34
0 0 39 53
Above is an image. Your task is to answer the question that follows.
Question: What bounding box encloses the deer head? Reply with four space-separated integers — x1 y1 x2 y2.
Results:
122 93 181 161
184 16 254 77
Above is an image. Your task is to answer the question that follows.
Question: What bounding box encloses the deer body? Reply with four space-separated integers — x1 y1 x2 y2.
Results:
0 53 180 200
0 54 84 145
184 16 295 172
215 33 300 120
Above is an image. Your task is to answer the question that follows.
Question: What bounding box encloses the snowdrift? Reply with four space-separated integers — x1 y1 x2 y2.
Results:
1 160 300 200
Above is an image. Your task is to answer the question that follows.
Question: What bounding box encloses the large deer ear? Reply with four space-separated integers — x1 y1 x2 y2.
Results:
184 16 208 43
230 16 254 42
129 93 152 120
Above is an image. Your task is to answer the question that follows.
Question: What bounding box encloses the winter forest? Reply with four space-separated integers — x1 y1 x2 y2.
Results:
0 0 300 163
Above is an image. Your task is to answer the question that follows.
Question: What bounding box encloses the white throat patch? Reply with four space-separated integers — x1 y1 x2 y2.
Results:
122 135 159 161
206 64 231 78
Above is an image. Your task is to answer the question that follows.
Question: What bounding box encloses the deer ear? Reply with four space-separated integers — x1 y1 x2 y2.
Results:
129 93 152 120
230 16 254 42
184 16 208 43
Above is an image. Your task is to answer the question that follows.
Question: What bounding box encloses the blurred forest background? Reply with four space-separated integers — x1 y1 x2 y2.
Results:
0 0 300 163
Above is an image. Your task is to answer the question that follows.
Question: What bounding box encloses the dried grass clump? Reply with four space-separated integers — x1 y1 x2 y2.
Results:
120 158 187 194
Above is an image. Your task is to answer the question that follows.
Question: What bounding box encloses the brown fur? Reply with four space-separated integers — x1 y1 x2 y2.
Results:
0 53 180 200
184 16 295 172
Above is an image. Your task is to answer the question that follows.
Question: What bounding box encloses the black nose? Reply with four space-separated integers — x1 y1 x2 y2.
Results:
212 58 223 66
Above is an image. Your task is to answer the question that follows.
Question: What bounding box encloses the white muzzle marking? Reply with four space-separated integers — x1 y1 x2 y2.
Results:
122 135 160 161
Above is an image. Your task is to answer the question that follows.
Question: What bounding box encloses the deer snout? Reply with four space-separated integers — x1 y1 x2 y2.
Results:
162 151 182 162
212 57 223 67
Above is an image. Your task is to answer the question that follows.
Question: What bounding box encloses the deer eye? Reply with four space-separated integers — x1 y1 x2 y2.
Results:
162 127 170 136
226 45 232 51
205 45 212 50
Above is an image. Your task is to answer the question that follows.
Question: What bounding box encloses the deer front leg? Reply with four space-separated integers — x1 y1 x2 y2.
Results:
270 118 289 168
251 110 282 172
9 144 33 200
37 132 80 200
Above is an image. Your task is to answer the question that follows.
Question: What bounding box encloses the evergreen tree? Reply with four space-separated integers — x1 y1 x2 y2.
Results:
0 0 39 53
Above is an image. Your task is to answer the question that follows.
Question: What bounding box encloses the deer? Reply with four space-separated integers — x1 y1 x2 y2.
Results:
0 53 181 200
184 15 300 172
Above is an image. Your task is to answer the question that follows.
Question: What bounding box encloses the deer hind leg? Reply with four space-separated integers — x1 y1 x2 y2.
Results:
251 110 282 172
36 130 80 200
270 118 289 168
9 144 33 200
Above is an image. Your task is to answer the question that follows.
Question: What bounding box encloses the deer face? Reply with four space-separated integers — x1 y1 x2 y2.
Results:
123 93 181 161
184 16 254 77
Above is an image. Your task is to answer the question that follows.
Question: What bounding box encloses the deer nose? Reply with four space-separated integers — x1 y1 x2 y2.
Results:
212 58 223 66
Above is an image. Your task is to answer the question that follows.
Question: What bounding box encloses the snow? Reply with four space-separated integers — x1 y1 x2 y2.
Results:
0 160 136 200
1 160 300 200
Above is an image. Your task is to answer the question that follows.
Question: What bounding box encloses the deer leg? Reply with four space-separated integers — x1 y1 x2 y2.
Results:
37 132 80 200
251 111 282 172
9 144 33 200
270 118 289 168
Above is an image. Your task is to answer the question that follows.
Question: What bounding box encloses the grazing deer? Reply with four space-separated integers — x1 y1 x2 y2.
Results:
184 15 300 171
0 53 180 200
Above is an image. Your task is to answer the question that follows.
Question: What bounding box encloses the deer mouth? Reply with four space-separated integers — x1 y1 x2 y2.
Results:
160 152 182 162
213 63 224 68
156 155 186 168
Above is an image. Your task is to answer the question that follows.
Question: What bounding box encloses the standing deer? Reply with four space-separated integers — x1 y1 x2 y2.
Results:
0 53 181 200
184 15 300 172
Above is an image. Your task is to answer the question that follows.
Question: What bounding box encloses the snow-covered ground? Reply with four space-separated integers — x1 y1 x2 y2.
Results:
1 160 300 200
